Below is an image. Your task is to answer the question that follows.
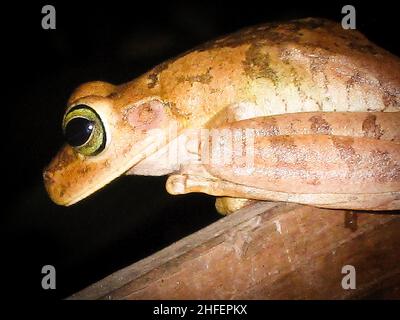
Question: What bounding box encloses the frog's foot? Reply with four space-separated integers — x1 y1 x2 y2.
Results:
166 174 213 195
215 197 254 215
166 173 261 198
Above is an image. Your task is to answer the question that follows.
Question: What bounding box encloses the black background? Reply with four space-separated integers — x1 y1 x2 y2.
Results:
3 1 399 299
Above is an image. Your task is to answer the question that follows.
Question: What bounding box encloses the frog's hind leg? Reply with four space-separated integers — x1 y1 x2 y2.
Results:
215 197 255 215
165 174 400 211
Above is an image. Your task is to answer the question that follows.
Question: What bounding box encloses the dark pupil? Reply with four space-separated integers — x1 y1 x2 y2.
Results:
65 117 94 147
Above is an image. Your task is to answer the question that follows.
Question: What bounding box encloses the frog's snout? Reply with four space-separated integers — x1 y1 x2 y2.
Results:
43 145 82 206
43 169 62 205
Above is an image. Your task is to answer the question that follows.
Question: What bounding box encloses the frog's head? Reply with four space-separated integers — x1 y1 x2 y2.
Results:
43 80 181 206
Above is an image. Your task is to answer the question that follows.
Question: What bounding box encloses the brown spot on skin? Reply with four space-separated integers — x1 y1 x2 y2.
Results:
279 48 292 64
243 43 278 85
331 136 361 173
107 92 121 99
287 65 307 103
147 61 171 89
177 67 213 85
270 135 298 163
125 100 168 132
362 114 384 139
59 188 65 198
309 54 329 73
77 166 91 176
309 115 332 134
344 211 358 232
345 71 374 106
137 104 155 124
382 90 398 108
307 177 321 186
346 72 363 90
103 160 111 168
168 101 192 119
255 117 280 137
147 72 160 89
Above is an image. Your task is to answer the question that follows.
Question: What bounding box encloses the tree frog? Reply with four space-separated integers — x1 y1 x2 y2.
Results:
43 18 400 214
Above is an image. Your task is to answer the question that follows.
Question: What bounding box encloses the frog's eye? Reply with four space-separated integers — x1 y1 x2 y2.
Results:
62 105 106 156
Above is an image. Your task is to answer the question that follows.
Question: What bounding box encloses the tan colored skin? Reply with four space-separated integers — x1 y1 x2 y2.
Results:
43 18 400 211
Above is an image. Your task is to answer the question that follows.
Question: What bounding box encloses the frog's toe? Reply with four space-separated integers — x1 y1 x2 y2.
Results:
166 175 187 194
215 197 254 215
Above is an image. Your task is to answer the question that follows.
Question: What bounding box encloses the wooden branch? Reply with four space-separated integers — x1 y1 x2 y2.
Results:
69 202 400 299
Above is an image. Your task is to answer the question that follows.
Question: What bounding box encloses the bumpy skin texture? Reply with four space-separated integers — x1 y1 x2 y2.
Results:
43 18 400 210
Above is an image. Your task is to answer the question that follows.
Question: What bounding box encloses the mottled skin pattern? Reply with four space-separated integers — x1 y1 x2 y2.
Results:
44 18 400 212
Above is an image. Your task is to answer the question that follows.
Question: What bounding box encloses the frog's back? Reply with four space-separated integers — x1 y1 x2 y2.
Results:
142 18 399 124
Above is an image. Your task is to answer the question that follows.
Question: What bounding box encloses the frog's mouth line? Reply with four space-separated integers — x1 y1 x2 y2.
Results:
45 140 163 206
76 152 161 206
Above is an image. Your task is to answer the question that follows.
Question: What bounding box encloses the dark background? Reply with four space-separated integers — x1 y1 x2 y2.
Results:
3 1 399 299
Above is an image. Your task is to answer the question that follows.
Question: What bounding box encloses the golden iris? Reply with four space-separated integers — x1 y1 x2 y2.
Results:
62 105 106 156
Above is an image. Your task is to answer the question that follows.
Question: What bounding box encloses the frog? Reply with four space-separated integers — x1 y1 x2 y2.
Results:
43 18 400 214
